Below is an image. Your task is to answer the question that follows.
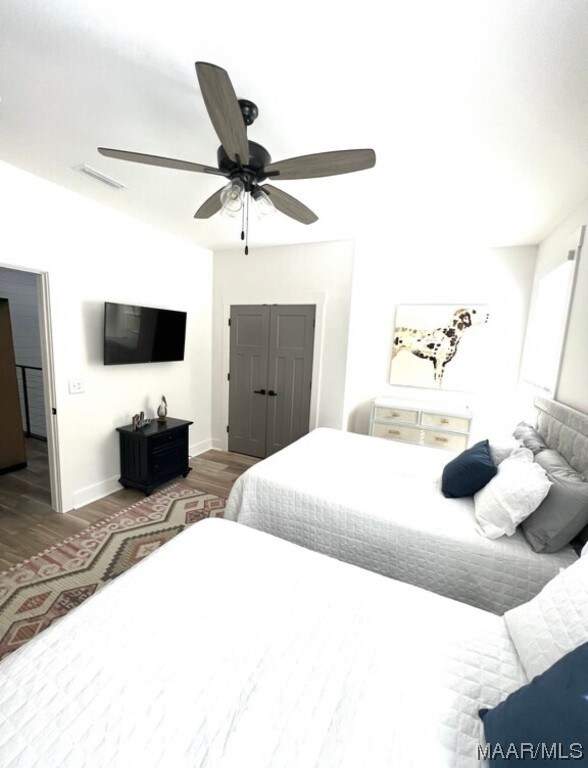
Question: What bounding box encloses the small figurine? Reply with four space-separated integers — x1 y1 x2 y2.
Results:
132 411 151 429
157 395 168 422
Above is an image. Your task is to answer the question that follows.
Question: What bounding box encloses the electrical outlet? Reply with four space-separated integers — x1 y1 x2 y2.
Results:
68 379 84 394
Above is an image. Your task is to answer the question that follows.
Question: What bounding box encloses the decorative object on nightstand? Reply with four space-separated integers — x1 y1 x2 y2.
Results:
369 396 471 451
132 411 150 430
116 417 193 495
157 395 168 423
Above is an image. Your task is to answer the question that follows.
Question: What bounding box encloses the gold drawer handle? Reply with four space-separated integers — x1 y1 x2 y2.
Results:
434 437 449 443
391 412 400 418
440 418 450 424
388 429 401 435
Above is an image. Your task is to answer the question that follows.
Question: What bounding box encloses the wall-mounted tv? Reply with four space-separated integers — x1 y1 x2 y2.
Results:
103 302 187 365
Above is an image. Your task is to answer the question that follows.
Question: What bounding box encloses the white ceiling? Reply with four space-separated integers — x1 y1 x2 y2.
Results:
3 0 588 251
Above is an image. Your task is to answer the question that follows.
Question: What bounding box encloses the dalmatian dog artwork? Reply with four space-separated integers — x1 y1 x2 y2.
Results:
391 307 489 388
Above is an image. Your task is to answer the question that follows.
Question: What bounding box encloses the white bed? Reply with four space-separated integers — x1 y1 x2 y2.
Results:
225 422 579 615
0 518 528 768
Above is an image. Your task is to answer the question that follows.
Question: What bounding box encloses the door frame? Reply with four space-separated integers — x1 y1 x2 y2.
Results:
38 272 63 513
221 291 326 451
0 264 62 512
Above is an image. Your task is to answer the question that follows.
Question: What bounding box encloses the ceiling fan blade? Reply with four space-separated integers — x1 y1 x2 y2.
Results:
262 184 318 225
97 148 227 176
195 62 249 165
264 149 376 180
194 187 224 219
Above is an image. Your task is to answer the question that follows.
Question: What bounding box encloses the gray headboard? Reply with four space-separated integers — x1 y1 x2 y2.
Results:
535 396 588 477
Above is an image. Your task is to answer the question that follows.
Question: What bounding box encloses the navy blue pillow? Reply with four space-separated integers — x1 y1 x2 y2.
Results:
479 642 588 764
441 439 497 498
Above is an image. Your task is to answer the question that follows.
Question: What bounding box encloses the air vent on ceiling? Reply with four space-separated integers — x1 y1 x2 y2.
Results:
75 164 126 190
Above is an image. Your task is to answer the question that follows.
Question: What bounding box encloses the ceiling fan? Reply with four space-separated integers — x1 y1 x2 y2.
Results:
98 62 376 248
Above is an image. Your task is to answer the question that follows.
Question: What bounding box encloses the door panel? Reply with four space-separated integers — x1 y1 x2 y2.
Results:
228 306 269 457
229 304 315 458
266 305 315 456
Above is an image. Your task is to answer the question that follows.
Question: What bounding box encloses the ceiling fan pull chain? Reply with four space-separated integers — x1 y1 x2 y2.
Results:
244 193 249 255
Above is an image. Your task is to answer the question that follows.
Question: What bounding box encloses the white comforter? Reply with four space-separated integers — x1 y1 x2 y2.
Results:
225 428 577 614
0 519 525 768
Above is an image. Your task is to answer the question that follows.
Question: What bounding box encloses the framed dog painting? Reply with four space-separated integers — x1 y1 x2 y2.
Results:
389 304 490 390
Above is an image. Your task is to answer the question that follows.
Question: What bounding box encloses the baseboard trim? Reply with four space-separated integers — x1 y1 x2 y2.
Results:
190 438 214 457
211 438 226 451
71 438 214 510
72 475 121 510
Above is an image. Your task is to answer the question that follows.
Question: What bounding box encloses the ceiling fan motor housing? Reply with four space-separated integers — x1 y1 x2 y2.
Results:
217 140 272 186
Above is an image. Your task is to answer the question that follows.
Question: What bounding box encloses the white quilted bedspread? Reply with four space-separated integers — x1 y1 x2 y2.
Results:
505 553 588 680
0 520 525 768
225 428 577 614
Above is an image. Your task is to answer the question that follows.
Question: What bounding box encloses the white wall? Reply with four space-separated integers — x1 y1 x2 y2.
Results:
0 160 213 511
533 195 588 413
343 236 537 439
211 240 354 447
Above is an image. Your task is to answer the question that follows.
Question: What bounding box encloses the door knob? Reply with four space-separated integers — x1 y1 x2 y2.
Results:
268 390 278 397
254 389 266 395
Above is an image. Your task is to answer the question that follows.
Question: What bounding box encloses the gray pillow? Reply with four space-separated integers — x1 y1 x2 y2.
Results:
512 422 548 455
522 450 588 553
535 449 582 479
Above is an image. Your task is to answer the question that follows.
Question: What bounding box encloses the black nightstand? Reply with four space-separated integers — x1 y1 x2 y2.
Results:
116 417 193 495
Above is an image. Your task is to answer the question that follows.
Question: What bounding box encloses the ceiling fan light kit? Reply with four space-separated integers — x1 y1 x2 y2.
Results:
251 187 276 217
220 179 245 215
97 61 376 252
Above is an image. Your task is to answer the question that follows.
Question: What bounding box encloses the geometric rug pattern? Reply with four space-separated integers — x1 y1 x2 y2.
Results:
0 483 225 659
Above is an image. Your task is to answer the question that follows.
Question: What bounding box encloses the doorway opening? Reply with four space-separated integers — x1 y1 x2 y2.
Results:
0 266 60 512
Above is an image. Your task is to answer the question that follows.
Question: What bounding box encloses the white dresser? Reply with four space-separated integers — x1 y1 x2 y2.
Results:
369 396 472 451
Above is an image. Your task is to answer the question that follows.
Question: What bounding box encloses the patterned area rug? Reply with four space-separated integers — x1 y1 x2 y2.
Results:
0 483 225 659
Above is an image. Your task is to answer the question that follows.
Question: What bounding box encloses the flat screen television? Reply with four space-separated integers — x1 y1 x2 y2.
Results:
103 302 187 365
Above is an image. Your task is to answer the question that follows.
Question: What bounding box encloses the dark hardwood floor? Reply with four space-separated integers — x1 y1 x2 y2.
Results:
0 440 258 571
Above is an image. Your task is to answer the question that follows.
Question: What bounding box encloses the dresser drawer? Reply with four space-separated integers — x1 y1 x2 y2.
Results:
372 422 421 443
421 412 470 433
423 430 468 451
373 406 419 424
148 429 186 453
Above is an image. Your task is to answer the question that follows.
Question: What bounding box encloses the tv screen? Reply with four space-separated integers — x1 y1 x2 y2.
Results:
104 302 187 365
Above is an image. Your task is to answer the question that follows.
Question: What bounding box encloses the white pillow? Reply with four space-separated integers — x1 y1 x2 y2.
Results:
505 555 588 680
473 447 552 539
488 437 521 466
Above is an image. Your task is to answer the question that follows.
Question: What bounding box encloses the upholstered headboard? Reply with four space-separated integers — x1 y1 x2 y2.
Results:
535 397 588 478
